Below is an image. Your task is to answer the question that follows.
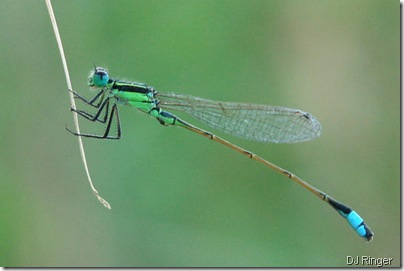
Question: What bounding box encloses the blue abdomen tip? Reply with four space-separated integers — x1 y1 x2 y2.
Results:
347 211 364 229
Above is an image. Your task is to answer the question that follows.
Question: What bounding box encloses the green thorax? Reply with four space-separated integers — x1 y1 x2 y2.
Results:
108 79 158 114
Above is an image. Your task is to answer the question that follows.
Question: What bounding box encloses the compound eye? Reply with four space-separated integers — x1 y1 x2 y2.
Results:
89 67 109 87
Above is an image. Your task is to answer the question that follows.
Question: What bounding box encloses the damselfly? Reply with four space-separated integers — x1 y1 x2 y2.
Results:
67 67 373 241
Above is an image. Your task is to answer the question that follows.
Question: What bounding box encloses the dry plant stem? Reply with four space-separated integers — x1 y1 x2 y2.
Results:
45 0 111 209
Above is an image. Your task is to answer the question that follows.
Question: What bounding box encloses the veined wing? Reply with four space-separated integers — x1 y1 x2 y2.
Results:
157 92 321 143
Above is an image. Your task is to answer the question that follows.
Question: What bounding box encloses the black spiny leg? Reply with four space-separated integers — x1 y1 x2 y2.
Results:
66 102 121 140
68 88 109 123
68 88 106 108
71 97 110 124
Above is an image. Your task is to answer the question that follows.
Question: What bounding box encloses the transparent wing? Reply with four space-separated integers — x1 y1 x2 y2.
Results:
157 92 322 143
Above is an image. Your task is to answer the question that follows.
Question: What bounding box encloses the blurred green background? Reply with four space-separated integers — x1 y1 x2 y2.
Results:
0 0 399 267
